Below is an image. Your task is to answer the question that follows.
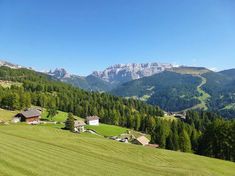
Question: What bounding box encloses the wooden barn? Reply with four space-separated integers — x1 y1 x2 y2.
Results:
13 109 41 124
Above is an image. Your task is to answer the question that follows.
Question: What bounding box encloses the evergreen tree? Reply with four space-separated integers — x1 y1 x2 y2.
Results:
65 113 75 132
134 113 141 131
190 129 199 152
171 121 179 151
179 129 191 152
166 131 174 150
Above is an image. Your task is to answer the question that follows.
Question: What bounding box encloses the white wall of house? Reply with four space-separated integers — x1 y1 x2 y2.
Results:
88 119 99 126
12 117 20 123
74 126 85 133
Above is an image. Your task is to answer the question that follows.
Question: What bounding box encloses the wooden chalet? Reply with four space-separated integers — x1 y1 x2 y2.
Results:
13 109 41 124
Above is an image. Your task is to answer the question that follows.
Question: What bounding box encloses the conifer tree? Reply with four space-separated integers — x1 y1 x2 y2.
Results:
179 129 191 152
65 113 75 132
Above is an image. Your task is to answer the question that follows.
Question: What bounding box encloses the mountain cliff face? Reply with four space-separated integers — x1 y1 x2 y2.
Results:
47 68 113 91
47 62 174 91
48 68 70 79
92 63 173 84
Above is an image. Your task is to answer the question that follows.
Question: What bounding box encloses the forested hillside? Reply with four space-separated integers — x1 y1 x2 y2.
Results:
151 110 235 161
58 74 113 92
0 66 163 131
111 67 235 118
202 71 235 118
111 71 202 112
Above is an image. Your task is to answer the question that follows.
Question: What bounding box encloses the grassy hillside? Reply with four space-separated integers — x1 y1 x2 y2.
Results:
184 75 211 111
168 67 211 75
41 109 82 122
0 108 81 123
86 124 128 137
0 124 234 176
0 108 19 121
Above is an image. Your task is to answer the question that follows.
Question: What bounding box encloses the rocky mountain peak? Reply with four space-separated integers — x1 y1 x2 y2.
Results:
48 68 70 79
92 62 173 84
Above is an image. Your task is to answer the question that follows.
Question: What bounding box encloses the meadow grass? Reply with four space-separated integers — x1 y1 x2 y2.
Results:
86 124 128 136
0 108 19 121
0 124 234 176
41 110 82 122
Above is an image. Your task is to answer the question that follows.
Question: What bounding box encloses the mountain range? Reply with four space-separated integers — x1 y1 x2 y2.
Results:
47 62 174 91
1 59 235 118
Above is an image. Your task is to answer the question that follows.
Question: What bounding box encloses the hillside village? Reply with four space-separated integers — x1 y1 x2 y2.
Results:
9 108 155 147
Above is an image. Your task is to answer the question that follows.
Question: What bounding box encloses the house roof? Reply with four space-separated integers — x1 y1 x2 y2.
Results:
74 120 86 127
136 136 150 145
86 116 99 121
20 109 41 118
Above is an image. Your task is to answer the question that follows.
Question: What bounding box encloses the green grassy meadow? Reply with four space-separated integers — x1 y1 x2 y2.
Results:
0 124 234 176
0 108 19 121
194 76 210 110
0 108 82 123
184 75 211 111
41 109 82 122
86 124 128 137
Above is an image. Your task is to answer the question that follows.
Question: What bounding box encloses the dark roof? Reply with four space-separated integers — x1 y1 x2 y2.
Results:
20 109 41 118
86 116 99 121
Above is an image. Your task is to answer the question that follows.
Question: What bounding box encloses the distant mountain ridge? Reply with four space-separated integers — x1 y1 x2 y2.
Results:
92 63 173 84
47 68 113 91
47 62 174 91
1 59 235 118
48 68 71 79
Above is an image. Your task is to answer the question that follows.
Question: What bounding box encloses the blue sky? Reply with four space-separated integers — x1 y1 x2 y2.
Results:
0 0 235 75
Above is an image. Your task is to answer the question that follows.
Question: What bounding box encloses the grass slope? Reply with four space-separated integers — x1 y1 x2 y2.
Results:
169 67 210 75
86 124 128 137
41 109 82 122
0 108 81 123
0 124 234 176
0 108 19 121
195 76 210 110
186 75 211 111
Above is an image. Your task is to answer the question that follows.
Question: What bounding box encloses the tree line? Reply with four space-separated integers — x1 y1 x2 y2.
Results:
0 66 163 132
150 110 235 162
